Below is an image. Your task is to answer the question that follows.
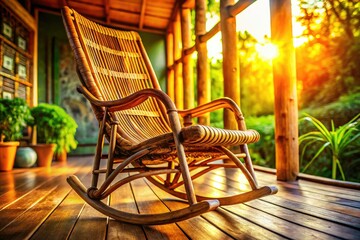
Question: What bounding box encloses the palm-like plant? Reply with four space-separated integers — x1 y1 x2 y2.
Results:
299 113 360 180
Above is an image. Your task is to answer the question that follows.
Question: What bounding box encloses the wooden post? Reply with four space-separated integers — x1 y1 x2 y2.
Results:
173 12 183 110
33 9 39 107
270 0 299 181
166 30 175 101
196 0 210 125
181 7 194 110
220 0 240 130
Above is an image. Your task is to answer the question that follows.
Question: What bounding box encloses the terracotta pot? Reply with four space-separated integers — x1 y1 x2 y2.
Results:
31 144 56 167
0 141 19 171
55 149 67 162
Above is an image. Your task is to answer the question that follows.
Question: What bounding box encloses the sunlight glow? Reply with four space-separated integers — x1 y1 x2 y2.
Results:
206 0 306 59
237 173 251 191
255 43 279 60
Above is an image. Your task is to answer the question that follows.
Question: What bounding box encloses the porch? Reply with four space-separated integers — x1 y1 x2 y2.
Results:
1 156 359 239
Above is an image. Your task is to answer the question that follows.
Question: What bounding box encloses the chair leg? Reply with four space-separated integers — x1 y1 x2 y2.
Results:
165 161 175 186
168 110 198 205
241 144 258 186
175 143 197 205
106 122 117 178
145 145 278 206
91 115 106 188
217 146 258 190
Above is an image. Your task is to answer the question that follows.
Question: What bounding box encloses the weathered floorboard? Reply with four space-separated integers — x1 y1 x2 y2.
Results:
0 156 359 239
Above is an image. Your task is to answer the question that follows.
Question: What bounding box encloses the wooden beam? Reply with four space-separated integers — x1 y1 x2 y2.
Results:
166 0 182 32
228 0 256 17
24 0 31 11
1 0 36 31
36 3 164 34
188 0 255 49
139 0 147 30
184 23 219 57
32 8 39 107
221 0 240 130
166 31 175 101
270 0 299 181
184 45 196 55
182 0 195 9
181 7 194 110
196 0 210 125
104 0 110 24
173 12 183 109
58 0 67 7
199 22 220 43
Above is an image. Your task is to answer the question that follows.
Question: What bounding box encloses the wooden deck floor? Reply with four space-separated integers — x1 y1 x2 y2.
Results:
1 156 359 240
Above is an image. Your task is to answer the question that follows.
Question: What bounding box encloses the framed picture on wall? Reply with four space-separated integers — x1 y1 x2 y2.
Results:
2 91 13 99
17 36 27 51
18 64 27 79
3 55 14 71
2 23 13 39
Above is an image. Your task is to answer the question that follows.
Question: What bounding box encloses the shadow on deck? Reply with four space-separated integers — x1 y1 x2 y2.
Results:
0 156 359 239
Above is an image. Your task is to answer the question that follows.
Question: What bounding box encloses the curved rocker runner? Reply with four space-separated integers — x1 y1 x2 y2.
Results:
62 6 278 225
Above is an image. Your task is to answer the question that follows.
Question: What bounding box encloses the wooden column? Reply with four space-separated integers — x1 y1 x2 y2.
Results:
181 8 194 110
270 0 299 181
33 9 39 106
173 12 183 109
196 0 210 125
220 0 240 130
166 30 175 101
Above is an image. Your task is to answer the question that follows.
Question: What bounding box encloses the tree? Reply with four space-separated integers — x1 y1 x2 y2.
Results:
238 31 274 116
296 0 360 108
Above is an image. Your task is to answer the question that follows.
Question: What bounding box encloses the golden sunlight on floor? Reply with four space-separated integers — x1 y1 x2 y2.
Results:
0 156 359 239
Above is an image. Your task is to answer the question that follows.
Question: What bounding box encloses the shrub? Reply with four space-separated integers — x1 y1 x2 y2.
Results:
31 103 78 153
246 115 275 167
0 98 32 142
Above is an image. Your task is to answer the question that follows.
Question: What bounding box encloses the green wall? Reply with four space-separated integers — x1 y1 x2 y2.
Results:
139 32 166 91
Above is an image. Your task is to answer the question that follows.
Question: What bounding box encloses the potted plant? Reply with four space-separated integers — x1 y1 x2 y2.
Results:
30 103 78 166
0 98 32 171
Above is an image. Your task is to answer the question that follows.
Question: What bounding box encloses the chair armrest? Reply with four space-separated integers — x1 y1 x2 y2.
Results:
77 85 177 113
178 97 244 121
78 85 184 146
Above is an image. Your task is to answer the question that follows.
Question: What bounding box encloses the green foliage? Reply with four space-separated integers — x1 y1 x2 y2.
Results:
238 31 274 116
209 59 224 128
31 103 78 153
300 93 360 127
245 115 275 167
0 98 32 142
243 93 360 183
207 0 219 17
296 0 360 107
299 113 360 180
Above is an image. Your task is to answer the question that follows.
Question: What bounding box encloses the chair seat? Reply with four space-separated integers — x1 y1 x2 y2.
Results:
126 125 260 151
121 125 260 164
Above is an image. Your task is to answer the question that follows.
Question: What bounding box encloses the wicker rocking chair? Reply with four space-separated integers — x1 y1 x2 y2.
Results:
62 6 277 225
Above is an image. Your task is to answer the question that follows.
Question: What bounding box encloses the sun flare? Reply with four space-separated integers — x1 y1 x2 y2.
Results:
255 43 279 60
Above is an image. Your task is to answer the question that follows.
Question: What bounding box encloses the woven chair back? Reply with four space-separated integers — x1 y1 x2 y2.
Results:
64 9 171 148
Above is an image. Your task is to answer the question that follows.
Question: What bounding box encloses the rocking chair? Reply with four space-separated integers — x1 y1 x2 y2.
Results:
62 6 277 225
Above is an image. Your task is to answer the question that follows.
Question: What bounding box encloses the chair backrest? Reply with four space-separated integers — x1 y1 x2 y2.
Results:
62 7 171 148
